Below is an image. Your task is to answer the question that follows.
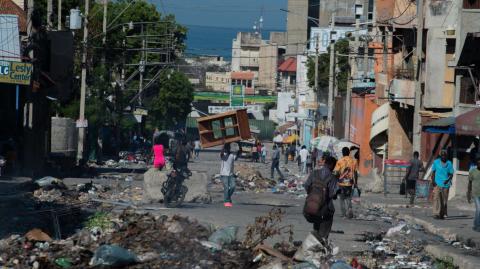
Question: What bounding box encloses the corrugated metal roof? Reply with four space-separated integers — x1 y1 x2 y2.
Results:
0 14 20 61
278 57 296 72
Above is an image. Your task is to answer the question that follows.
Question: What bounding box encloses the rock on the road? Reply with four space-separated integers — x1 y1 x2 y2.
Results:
143 168 211 203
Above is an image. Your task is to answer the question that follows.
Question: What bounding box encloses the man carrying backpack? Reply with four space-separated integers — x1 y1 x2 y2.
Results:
303 156 338 239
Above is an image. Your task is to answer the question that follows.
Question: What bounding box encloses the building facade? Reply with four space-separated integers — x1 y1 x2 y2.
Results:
205 72 231 92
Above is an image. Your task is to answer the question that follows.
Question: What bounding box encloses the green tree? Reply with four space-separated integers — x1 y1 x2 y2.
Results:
262 102 276 117
307 39 350 99
147 70 194 130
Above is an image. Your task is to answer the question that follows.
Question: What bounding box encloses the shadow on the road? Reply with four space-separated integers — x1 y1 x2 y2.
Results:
0 181 94 240
178 203 209 209
238 202 299 208
444 215 473 220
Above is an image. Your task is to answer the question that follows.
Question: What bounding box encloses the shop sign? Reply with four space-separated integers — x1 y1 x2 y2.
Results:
0 61 32 85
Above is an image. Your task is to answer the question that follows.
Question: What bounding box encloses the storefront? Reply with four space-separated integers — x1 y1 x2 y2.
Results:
422 108 480 199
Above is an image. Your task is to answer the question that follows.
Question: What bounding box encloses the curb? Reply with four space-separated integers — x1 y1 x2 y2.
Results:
361 200 458 241
361 200 480 268
425 244 480 269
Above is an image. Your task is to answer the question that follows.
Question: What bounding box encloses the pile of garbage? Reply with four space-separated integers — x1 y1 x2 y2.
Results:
233 164 277 191
32 175 146 207
0 210 256 268
211 164 306 194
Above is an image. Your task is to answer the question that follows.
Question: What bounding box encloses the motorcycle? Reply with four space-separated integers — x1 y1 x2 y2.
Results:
161 166 191 208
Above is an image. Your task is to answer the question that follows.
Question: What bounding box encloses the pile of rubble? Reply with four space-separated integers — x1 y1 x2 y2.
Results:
32 176 144 207
235 164 277 192
211 164 306 194
0 210 256 268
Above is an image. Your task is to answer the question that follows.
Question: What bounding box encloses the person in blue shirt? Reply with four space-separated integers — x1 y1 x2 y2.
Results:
431 150 454 219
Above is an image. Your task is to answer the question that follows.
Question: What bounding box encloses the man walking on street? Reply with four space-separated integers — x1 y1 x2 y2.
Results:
467 157 480 232
194 139 201 159
432 150 454 219
299 145 309 174
404 151 424 205
333 147 357 219
303 156 338 239
220 143 235 208
271 144 285 181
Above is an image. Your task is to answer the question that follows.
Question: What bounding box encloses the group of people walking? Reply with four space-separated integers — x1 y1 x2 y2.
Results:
403 148 479 232
150 129 479 235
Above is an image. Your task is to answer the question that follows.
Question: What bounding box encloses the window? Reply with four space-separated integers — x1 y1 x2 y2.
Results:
464 0 480 8
247 80 252 88
290 75 297 85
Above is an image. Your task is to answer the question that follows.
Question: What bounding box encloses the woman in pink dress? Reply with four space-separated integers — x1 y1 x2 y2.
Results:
153 137 165 170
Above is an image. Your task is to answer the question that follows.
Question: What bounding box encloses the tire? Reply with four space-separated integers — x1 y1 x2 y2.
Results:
164 185 188 208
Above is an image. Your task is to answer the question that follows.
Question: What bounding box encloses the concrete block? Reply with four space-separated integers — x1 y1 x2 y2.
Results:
185 171 212 203
143 168 168 202
143 168 211 204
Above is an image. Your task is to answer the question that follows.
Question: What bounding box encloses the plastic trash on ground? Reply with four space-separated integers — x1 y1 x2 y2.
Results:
330 260 354 269
294 232 336 268
385 223 407 237
208 225 239 246
89 244 138 267
35 176 62 187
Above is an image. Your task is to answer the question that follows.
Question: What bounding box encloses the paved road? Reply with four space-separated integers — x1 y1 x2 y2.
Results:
156 147 442 257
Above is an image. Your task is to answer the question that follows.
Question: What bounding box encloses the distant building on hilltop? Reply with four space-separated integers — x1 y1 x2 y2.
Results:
231 31 286 94
205 72 231 92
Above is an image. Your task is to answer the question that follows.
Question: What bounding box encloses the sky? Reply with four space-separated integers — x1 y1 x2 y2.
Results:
151 0 288 30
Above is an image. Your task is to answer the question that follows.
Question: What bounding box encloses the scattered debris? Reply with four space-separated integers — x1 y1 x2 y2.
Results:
0 210 256 268
208 226 239 246
294 233 336 268
25 229 52 242
243 208 294 249
89 244 139 267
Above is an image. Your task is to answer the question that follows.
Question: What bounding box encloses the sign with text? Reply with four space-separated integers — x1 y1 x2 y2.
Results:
230 85 244 107
0 61 32 85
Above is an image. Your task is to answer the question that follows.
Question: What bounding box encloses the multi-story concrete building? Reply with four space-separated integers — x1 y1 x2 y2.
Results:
285 0 309 56
231 32 262 73
232 31 286 93
258 32 286 93
205 72 231 92
363 0 480 198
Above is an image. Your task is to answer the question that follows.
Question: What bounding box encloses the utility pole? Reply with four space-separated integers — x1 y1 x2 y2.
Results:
27 0 33 35
102 0 107 47
363 0 370 76
412 0 424 153
327 13 336 134
47 0 53 29
345 2 362 140
77 0 89 162
314 34 319 104
139 23 145 105
57 0 62 30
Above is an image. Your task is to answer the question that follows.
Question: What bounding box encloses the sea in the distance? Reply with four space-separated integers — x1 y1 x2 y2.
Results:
184 24 283 60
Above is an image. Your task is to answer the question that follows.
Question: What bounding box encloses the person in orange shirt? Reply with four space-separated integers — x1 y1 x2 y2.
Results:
333 147 358 219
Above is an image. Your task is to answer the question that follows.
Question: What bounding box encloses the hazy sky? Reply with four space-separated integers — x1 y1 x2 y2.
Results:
152 0 288 29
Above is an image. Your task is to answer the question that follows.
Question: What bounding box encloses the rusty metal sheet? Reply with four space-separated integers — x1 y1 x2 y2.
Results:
456 108 480 136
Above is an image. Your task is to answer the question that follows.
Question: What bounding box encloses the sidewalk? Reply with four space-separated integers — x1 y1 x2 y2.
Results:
361 191 480 269
361 192 478 244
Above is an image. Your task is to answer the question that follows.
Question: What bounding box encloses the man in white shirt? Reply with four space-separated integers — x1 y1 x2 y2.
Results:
220 143 235 207
299 145 309 174
194 139 201 159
